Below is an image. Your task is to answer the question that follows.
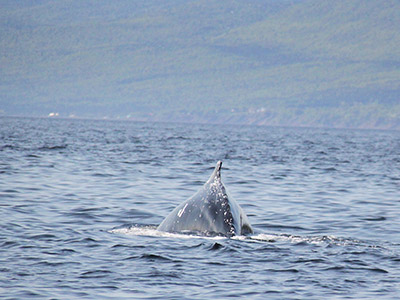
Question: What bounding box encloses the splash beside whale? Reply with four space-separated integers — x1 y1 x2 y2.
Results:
157 161 253 237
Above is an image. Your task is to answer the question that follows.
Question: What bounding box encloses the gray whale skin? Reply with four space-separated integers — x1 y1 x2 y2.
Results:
157 161 253 236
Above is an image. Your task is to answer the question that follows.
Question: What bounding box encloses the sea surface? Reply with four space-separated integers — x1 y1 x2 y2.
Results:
1 116 400 299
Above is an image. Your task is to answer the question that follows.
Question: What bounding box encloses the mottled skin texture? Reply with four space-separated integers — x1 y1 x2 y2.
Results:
157 161 253 236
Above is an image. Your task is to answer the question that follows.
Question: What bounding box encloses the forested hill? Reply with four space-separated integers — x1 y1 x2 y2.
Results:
1 0 399 129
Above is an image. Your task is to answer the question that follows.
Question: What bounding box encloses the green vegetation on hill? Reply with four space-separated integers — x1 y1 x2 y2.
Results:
0 0 399 129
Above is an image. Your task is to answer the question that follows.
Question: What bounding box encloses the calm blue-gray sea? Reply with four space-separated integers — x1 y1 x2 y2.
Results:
1 116 400 299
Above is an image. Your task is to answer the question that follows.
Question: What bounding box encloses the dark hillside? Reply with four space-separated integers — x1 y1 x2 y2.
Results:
1 0 399 129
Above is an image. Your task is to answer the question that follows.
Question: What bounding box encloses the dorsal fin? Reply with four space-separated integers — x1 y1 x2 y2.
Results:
208 161 222 182
216 160 222 172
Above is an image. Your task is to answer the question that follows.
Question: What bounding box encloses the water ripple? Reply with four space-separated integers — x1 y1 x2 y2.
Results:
1 117 400 299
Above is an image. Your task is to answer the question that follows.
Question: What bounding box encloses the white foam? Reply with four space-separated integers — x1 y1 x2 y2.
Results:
248 233 358 246
110 227 360 247
249 233 314 243
110 226 227 240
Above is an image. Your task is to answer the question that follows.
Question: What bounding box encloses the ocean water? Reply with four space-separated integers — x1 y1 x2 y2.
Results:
1 116 400 299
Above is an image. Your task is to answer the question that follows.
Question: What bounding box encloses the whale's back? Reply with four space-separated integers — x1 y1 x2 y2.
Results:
157 161 253 236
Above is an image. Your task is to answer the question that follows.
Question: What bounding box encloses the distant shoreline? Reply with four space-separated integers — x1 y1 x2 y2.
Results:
2 113 399 132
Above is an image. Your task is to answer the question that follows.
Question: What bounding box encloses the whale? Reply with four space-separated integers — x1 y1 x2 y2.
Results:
157 161 253 237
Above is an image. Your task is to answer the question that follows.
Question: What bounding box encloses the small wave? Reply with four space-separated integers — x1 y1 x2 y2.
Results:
80 270 113 279
163 136 190 141
362 216 386 221
91 172 115 177
2 189 20 194
28 233 58 241
310 166 337 172
324 266 388 274
209 242 224 251
1 241 19 248
38 144 68 151
0 144 17 151
140 253 173 262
